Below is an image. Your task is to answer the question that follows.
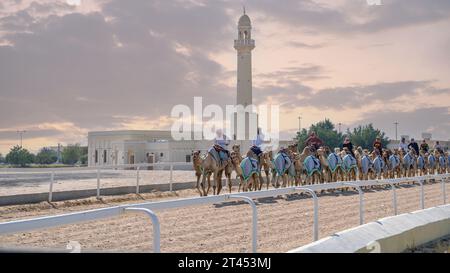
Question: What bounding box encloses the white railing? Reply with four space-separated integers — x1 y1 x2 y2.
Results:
0 173 448 253
1 162 193 202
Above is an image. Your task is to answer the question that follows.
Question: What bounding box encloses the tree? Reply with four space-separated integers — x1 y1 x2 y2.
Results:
0 153 5 164
79 146 88 165
35 148 58 165
5 146 35 167
62 144 82 165
346 124 389 150
295 128 309 152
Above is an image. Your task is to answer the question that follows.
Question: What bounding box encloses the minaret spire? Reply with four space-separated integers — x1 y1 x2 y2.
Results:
243 5 246 15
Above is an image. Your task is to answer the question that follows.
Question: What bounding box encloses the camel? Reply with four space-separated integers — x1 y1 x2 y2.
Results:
260 151 273 190
230 151 246 192
381 149 390 179
427 151 437 175
354 147 364 180
401 148 416 178
199 147 233 196
342 147 358 181
272 148 296 188
417 150 428 176
436 150 446 174
317 148 331 183
303 153 323 185
245 148 265 190
289 147 311 186
388 149 401 179
192 151 211 196
370 150 384 180
330 147 344 182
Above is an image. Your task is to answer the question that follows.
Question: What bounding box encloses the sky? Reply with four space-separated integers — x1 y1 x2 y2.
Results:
0 0 449 154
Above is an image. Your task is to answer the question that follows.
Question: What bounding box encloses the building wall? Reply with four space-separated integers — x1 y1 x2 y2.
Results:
88 130 295 167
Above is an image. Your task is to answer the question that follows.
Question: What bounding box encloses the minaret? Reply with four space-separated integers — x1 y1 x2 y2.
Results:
232 10 256 141
234 10 255 107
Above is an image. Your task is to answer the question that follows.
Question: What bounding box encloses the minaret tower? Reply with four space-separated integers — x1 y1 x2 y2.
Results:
234 9 255 107
232 9 256 141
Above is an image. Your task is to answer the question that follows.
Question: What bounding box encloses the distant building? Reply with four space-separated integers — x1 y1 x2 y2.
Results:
421 133 432 140
87 130 290 167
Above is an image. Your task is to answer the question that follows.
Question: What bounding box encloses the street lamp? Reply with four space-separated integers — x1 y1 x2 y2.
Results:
17 130 26 148
394 122 399 141
298 115 302 132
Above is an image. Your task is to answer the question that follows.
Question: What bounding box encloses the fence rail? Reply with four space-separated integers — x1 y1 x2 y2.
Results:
0 173 448 253
1 162 193 202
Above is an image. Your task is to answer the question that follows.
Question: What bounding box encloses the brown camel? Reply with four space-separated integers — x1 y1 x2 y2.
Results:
192 151 211 196
260 151 273 190
199 149 233 196
230 151 246 192
317 148 331 183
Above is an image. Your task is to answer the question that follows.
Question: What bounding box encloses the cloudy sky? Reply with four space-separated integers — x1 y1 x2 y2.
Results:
0 0 449 154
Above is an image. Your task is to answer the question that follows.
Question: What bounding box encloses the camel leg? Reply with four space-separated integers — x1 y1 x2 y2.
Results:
201 173 207 196
282 175 288 188
216 171 223 195
196 173 203 196
212 171 218 195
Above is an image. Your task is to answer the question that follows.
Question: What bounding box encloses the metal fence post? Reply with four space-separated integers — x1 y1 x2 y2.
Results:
136 166 140 194
294 187 319 241
417 179 424 209
49 171 55 203
96 168 101 199
169 164 173 192
344 182 364 225
229 195 258 253
124 207 160 253
390 182 398 215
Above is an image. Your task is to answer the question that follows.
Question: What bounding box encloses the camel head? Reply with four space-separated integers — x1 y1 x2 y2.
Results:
230 151 240 164
434 149 441 157
192 150 202 162
334 147 341 154
232 144 241 153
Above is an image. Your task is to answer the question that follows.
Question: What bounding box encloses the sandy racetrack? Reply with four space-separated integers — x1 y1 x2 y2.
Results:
0 181 448 252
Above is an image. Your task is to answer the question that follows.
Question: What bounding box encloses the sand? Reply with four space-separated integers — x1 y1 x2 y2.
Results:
0 181 448 253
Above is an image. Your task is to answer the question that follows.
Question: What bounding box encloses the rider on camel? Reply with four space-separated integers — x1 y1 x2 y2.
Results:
373 137 383 155
305 131 324 152
214 129 230 165
250 127 264 157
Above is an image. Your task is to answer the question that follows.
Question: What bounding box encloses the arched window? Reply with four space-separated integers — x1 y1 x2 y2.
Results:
239 31 243 39
244 31 248 39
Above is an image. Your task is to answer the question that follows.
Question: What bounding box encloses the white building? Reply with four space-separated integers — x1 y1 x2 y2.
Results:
87 12 290 167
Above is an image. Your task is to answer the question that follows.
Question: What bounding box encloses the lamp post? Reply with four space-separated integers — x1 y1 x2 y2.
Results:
17 130 26 148
394 122 399 141
298 116 302 132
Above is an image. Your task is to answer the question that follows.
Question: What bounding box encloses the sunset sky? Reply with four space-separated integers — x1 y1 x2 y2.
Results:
0 0 449 154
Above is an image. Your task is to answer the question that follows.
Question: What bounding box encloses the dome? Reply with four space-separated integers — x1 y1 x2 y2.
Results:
238 14 251 26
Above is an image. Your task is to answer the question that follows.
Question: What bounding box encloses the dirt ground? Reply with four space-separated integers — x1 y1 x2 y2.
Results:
0 181 448 253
